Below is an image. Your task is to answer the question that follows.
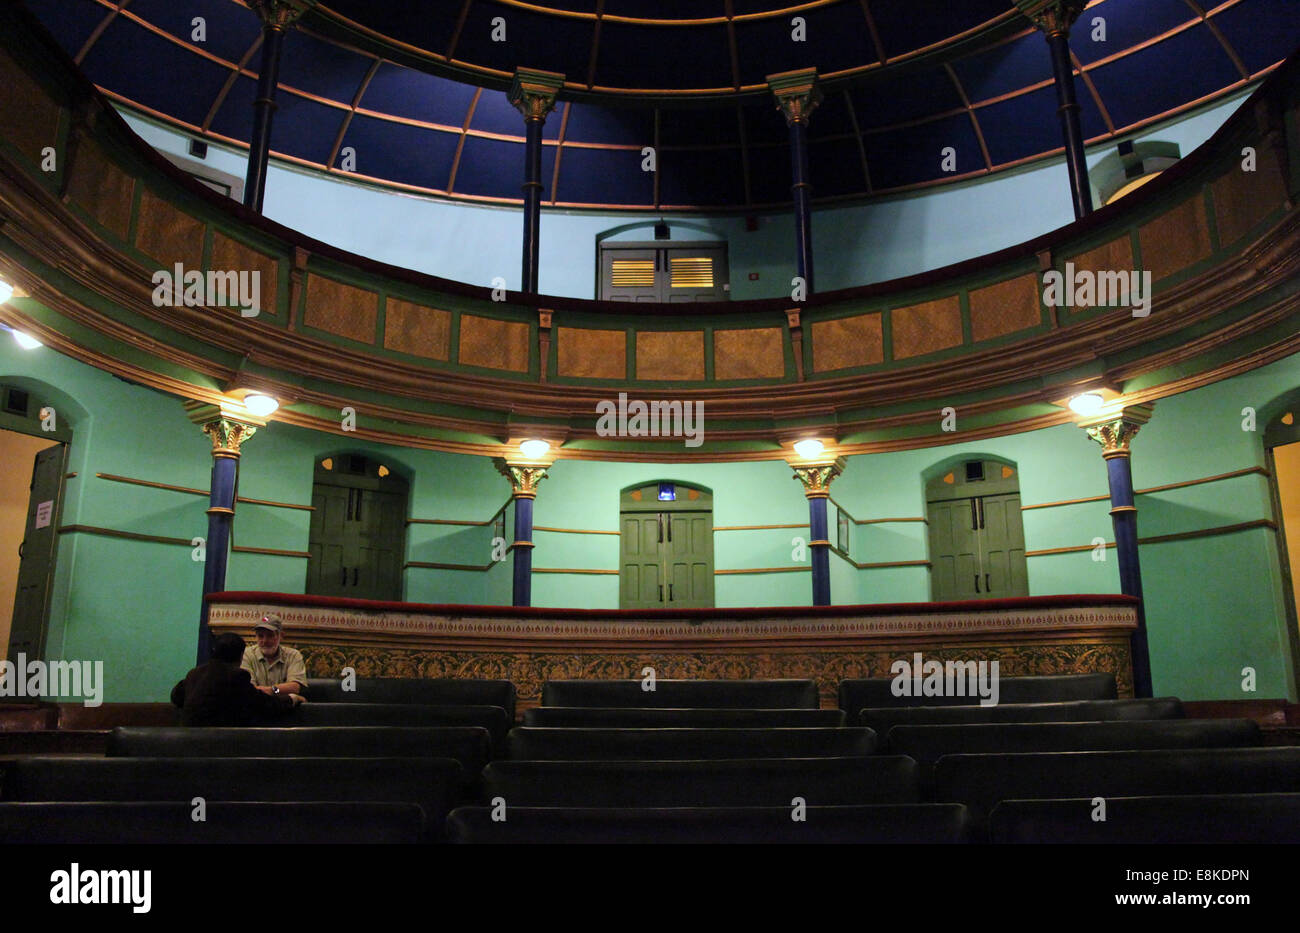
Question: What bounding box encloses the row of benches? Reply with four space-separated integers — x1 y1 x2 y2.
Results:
0 673 1126 731
99 717 1254 773
6 796 1296 844
5 747 1300 841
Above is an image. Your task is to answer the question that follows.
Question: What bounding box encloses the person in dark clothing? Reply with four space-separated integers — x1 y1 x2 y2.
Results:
170 632 304 726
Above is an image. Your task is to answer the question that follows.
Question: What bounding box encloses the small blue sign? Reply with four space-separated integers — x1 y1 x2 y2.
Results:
658 483 676 501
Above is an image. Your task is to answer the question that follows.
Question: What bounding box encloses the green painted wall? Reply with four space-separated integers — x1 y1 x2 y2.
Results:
2 339 1297 702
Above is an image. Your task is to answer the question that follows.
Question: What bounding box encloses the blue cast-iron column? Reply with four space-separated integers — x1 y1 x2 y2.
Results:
189 412 260 663
1019 0 1093 218
497 460 549 607
1084 404 1154 697
508 69 564 295
791 457 845 607
769 69 822 295
243 1 306 212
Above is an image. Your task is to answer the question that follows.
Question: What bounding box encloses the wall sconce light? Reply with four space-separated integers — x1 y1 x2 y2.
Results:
793 438 825 459
519 439 550 459
1068 392 1105 415
243 393 279 417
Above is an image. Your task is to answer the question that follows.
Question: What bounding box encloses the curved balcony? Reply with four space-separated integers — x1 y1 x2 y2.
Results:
0 4 1296 462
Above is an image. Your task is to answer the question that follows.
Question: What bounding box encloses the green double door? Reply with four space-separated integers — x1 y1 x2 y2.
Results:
306 456 408 601
926 460 1028 601
620 482 714 610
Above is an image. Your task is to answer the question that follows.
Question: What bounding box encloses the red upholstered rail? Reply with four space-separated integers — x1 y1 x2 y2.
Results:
206 591 1138 621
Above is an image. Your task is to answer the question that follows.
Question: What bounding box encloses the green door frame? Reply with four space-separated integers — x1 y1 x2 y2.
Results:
1264 411 1300 702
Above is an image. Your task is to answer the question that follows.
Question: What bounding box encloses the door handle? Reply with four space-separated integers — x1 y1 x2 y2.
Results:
985 573 990 592
970 499 978 531
658 584 664 602
352 567 358 586
979 498 986 529
974 574 980 593
657 513 663 543
668 583 674 601
666 516 672 543
17 540 23 559
340 566 347 587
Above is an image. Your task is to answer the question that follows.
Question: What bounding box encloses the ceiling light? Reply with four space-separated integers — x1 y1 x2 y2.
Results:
793 438 825 459
519 439 550 459
0 280 13 304
11 330 41 350
1068 392 1105 415
243 393 279 417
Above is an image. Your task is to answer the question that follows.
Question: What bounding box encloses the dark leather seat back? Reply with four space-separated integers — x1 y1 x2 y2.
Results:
890 718 1259 772
482 756 919 807
935 746 1300 834
838 673 1117 721
860 697 1183 735
990 793 1300 844
282 703 510 751
0 801 423 844
541 679 820 709
107 726 491 773
2 756 464 840
524 707 847 728
506 726 876 760
448 803 969 844
303 678 516 722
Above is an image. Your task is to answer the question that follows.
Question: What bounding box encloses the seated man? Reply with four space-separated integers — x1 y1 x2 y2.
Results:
242 615 308 699
171 632 304 726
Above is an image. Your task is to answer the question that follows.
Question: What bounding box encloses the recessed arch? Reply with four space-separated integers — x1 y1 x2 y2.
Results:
306 451 410 601
922 454 1027 601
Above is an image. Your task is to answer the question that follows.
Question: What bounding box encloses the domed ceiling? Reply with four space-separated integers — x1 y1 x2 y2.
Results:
28 0 1300 210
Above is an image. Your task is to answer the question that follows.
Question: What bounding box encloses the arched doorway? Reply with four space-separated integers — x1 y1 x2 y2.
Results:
924 457 1028 601
619 481 714 610
306 453 409 601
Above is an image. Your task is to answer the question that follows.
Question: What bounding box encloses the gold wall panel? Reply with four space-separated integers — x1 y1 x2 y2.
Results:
459 314 530 372
65 139 135 241
1139 195 1212 282
969 273 1042 342
210 231 279 318
557 326 626 379
1212 147 1288 248
892 295 963 360
304 275 379 344
713 327 786 381
1067 234 1133 276
135 187 205 270
810 313 883 372
635 330 705 381
384 298 451 361
0 50 60 167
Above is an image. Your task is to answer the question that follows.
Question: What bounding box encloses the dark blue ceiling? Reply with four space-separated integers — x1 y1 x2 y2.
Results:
26 0 1300 210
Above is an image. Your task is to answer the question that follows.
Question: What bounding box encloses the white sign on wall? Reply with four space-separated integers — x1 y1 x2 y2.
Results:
34 500 53 529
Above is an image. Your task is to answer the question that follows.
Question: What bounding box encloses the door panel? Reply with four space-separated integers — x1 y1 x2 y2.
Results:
8 443 65 661
927 478 1027 600
620 506 713 609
